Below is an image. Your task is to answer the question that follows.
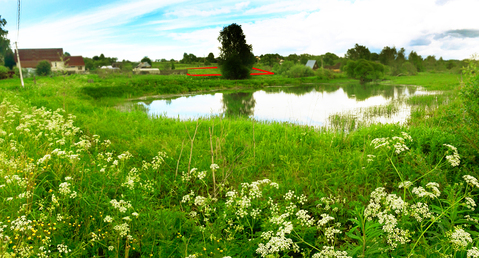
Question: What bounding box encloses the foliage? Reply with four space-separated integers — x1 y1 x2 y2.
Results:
322 52 339 66
285 64 315 78
408 51 425 72
220 54 252 79
0 16 10 62
460 56 479 135
260 53 282 67
218 23 255 79
344 59 385 83
36 60 52 76
401 62 417 76
180 53 198 64
0 65 9 79
345 44 371 60
4 49 15 69
206 52 215 63
140 56 152 66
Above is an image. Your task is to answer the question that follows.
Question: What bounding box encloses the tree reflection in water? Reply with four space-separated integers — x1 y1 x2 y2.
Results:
221 92 256 117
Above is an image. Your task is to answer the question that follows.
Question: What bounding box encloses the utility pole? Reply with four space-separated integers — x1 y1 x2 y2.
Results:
15 42 24 87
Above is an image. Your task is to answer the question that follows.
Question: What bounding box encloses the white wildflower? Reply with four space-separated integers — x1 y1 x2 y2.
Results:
463 175 479 188
465 197 476 211
449 227 472 250
398 181 413 189
467 247 479 258
194 196 207 207
104 216 113 223
311 246 352 258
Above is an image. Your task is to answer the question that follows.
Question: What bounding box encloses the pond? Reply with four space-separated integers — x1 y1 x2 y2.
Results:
123 84 439 129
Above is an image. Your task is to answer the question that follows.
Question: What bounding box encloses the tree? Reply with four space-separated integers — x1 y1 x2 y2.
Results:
408 51 424 72
322 52 339 66
345 44 371 60
36 60 52 76
206 53 215 63
170 59 175 70
344 59 385 83
218 23 255 79
0 16 11 64
141 56 152 66
379 46 397 66
260 53 282 67
285 54 299 63
64 52 71 57
4 49 15 69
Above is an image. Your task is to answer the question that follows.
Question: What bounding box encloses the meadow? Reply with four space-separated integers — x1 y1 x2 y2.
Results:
0 69 478 257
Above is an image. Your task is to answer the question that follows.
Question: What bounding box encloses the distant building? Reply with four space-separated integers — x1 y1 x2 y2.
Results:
136 62 152 68
14 48 85 73
305 60 319 70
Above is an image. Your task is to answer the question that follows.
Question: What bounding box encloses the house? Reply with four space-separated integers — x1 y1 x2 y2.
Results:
14 48 85 73
305 60 319 70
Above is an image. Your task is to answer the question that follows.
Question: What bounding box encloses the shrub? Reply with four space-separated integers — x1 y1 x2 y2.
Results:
0 65 8 79
344 59 385 83
401 62 417 76
285 64 315 78
36 60 52 76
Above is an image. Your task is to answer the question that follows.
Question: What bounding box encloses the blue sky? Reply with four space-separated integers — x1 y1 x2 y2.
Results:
2 0 479 61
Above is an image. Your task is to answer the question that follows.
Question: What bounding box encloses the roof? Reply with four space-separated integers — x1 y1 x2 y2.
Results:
65 56 85 66
137 62 151 68
14 48 64 68
305 60 317 69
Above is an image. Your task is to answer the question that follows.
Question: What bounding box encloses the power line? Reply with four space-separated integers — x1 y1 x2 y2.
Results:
17 0 21 41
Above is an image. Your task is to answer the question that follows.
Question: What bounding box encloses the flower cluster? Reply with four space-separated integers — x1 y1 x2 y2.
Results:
371 132 412 154
443 144 460 167
448 227 473 250
311 246 351 258
110 199 133 213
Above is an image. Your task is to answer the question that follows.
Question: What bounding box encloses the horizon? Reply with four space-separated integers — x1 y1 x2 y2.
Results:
2 0 479 62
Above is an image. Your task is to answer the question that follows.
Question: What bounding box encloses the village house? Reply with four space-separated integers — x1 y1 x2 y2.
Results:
305 60 319 70
14 48 85 74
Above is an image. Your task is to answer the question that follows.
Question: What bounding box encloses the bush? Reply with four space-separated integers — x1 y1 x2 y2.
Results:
344 59 385 83
36 60 52 76
401 62 417 76
285 64 315 78
0 65 8 79
272 61 294 76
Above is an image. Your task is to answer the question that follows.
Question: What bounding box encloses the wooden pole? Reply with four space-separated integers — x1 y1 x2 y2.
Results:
15 42 24 87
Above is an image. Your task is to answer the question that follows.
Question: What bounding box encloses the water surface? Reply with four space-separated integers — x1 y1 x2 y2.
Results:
124 84 438 128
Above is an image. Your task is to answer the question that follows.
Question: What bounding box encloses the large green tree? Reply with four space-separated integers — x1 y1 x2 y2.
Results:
218 23 255 79
141 56 152 66
345 44 371 60
0 16 12 65
378 46 397 66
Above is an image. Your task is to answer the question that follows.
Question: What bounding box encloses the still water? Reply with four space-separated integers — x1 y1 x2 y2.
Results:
126 84 438 128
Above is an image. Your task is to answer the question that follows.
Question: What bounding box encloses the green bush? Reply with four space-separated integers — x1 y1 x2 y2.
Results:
344 59 385 83
272 61 294 76
36 60 52 76
285 64 315 78
0 65 8 79
401 62 417 76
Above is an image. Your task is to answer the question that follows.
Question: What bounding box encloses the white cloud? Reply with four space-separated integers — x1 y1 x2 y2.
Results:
9 0 479 60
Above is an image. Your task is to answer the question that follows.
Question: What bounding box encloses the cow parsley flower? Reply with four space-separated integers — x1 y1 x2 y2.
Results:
449 227 472 250
465 197 476 211
463 175 479 188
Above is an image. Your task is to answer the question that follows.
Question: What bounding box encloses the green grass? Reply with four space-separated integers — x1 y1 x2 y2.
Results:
383 72 462 90
0 71 478 257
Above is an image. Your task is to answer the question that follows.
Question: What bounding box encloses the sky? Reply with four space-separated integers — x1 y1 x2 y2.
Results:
1 0 479 61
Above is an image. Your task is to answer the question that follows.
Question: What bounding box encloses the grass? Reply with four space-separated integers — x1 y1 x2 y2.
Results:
0 71 478 257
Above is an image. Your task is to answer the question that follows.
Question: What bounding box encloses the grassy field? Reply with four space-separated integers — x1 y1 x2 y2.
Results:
0 71 478 257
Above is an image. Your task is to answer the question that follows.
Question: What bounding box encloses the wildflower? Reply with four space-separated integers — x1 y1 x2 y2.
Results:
113 223 130 237
317 214 335 227
197 171 207 180
449 227 472 250
59 182 71 195
465 197 476 211
104 216 113 223
444 144 460 167
398 181 413 189
467 247 479 258
463 175 479 188
132 212 139 218
367 154 375 163
108 246 115 251
122 216 131 221
210 163 219 170
409 202 433 222
425 182 441 197
57 244 71 254
110 199 133 213
284 190 295 201
311 246 352 258
325 227 341 243
194 196 207 207
412 186 438 198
